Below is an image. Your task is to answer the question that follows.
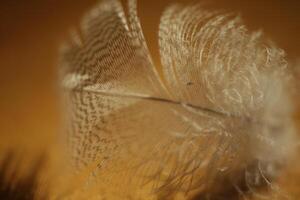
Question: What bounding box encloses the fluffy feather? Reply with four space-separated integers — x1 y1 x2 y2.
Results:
60 0 297 199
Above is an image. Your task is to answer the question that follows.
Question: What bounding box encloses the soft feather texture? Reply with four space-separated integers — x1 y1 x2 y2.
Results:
0 151 49 200
60 0 297 199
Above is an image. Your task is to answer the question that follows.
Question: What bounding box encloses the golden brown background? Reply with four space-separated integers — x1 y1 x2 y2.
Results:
0 0 299 198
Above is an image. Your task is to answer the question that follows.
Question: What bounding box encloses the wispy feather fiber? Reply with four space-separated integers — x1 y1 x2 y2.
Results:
60 0 297 199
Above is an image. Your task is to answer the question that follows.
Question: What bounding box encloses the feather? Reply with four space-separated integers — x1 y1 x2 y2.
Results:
60 0 297 199
0 151 49 200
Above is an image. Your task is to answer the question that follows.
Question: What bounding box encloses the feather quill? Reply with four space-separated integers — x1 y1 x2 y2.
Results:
60 0 297 199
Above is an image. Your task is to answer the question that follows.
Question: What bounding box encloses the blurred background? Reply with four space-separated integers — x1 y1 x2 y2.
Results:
0 0 299 198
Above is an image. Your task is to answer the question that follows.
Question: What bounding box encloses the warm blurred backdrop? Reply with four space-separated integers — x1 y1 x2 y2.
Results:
0 0 299 198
